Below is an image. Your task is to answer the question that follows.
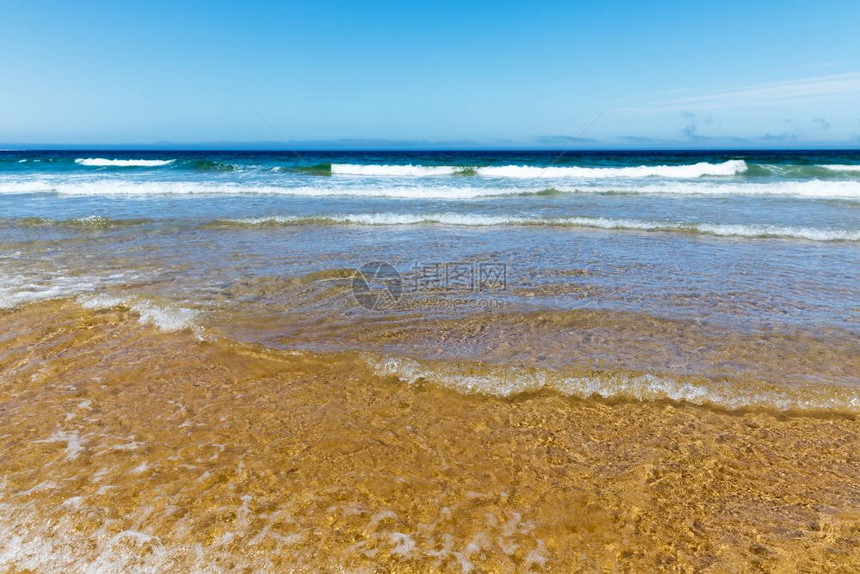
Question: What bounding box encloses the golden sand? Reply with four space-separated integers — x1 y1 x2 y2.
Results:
0 301 858 571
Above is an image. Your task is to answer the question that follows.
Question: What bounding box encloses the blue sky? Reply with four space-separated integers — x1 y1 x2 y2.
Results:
1 0 859 148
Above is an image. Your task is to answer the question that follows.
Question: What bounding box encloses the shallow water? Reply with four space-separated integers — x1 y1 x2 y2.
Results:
0 301 858 571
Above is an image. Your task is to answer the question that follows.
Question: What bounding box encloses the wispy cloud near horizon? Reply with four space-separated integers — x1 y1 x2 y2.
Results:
621 72 860 113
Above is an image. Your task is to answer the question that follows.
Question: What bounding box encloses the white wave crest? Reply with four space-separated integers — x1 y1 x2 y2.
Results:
231 213 518 226
0 272 120 309
604 180 860 199
692 223 858 241
0 276 198 335
75 158 176 167
331 164 460 176
2 178 860 199
328 160 747 179
225 213 860 241
367 355 860 414
78 294 199 333
0 180 527 198
819 164 860 172
477 160 748 179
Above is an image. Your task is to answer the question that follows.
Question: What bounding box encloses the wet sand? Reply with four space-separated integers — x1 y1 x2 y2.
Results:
0 301 858 572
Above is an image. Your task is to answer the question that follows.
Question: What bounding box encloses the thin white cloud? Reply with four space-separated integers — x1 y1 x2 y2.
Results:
620 72 860 113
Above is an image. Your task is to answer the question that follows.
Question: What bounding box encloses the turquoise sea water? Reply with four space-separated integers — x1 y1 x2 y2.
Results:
2 150 859 233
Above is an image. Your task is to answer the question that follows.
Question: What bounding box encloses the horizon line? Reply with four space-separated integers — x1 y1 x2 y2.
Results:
3 145 860 153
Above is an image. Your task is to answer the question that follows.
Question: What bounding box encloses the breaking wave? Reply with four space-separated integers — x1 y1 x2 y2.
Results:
215 213 860 241
0 271 199 335
0 272 124 310
329 160 748 179
367 355 860 415
3 178 860 199
75 158 176 167
477 160 748 178
820 164 860 172
331 164 464 176
78 294 200 334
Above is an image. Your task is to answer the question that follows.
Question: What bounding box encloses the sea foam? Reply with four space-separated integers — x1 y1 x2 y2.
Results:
75 158 176 167
329 160 747 179
2 177 860 199
476 160 748 179
78 294 199 333
221 213 860 241
331 164 461 176
367 355 860 414
0 272 115 309
819 164 860 172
